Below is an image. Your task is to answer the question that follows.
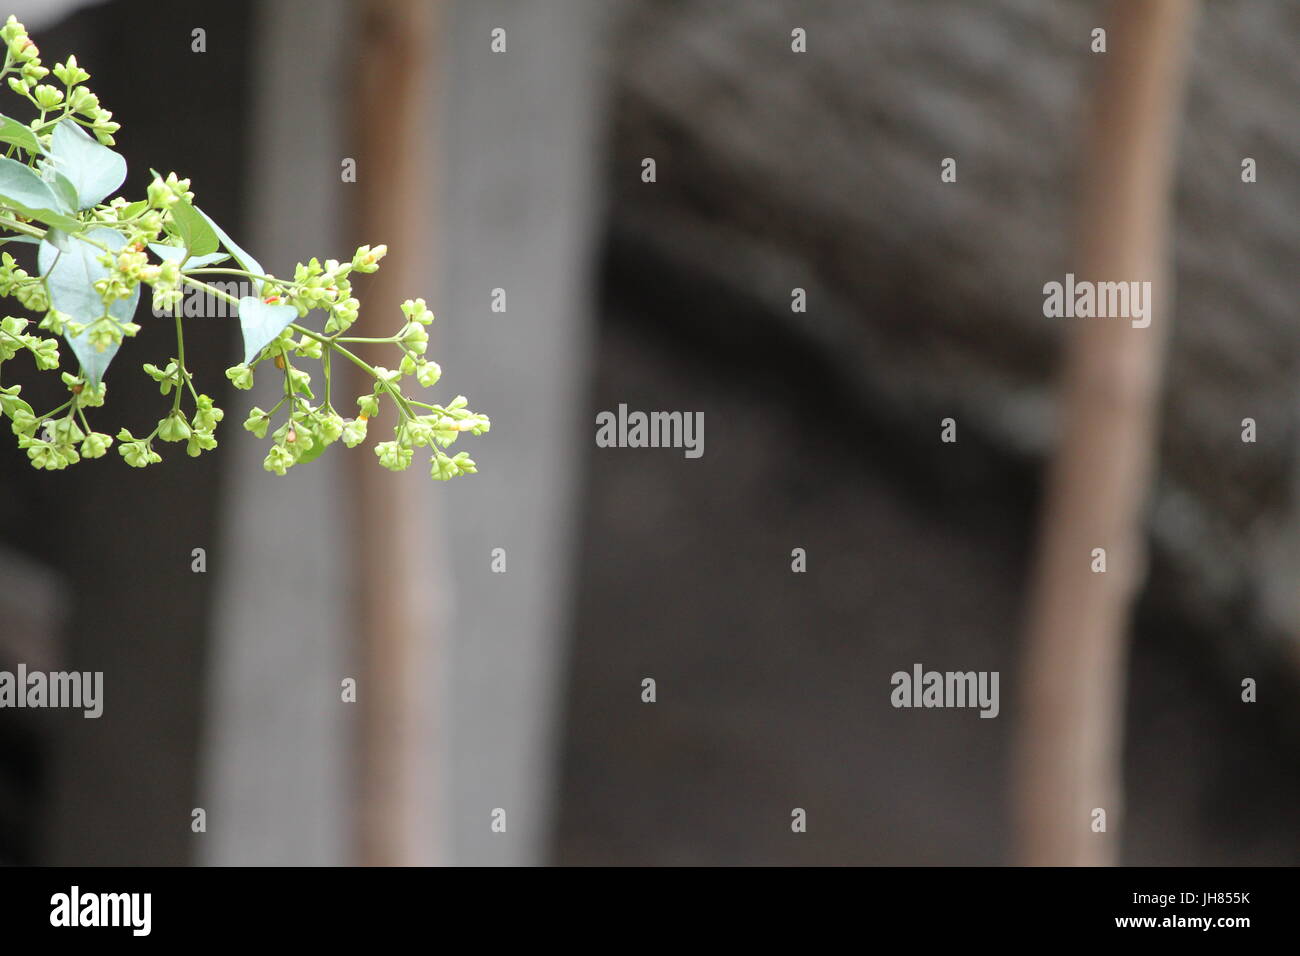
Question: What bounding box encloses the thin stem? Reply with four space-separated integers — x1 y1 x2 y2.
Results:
0 216 114 255
323 347 333 411
291 322 415 420
0 215 45 239
184 267 279 284
181 274 240 307
35 399 71 422
172 303 186 413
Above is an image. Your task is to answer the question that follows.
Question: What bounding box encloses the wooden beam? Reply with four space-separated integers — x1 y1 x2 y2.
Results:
349 0 445 867
1012 0 1199 866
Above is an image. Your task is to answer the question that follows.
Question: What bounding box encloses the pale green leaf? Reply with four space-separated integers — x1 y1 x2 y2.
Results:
147 243 229 269
49 121 125 209
197 207 265 292
0 113 43 155
169 198 219 256
0 156 82 230
237 296 297 365
38 227 141 384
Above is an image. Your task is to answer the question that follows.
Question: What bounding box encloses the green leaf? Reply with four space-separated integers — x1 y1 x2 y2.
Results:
237 296 297 365
147 243 229 269
293 430 330 465
169 198 219 256
48 171 80 214
43 226 72 251
38 227 141 384
0 156 82 231
197 207 265 293
0 114 43 155
49 121 125 209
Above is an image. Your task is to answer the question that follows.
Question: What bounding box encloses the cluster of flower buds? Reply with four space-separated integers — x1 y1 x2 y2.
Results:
1 19 118 143
227 282 487 480
5 369 111 471
0 252 48 312
0 18 485 481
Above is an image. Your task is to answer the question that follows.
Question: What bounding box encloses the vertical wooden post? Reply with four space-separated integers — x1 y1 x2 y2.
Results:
1013 0 1198 866
349 0 445 866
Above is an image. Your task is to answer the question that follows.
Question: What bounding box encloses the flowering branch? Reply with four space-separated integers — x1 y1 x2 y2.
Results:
0 16 487 479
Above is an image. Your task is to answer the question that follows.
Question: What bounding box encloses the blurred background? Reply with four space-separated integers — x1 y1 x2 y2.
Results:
0 0 1297 865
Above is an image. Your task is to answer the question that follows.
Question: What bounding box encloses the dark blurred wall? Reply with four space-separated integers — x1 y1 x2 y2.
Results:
554 0 1300 864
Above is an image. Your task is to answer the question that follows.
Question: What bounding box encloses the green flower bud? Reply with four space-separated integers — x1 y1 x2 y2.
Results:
78 380 107 407
193 395 223 432
356 393 379 419
399 322 428 354
157 410 190 442
432 417 460 448
120 440 160 468
25 336 58 370
400 298 434 325
317 412 344 444
403 419 435 448
416 360 441 387
143 361 178 394
152 286 183 313
263 443 294 476
295 336 323 360
225 364 254 390
351 244 387 273
85 323 118 353
31 84 63 109
13 281 47 313
288 367 313 399
9 406 37 437
146 172 187 209
375 440 412 472
26 439 65 470
39 309 71 335
243 407 270 439
52 55 90 86
67 85 99 115
430 450 457 481
186 428 217 457
7 31 35 61
50 417 84 445
340 417 367 448
276 418 314 456
80 431 111 458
